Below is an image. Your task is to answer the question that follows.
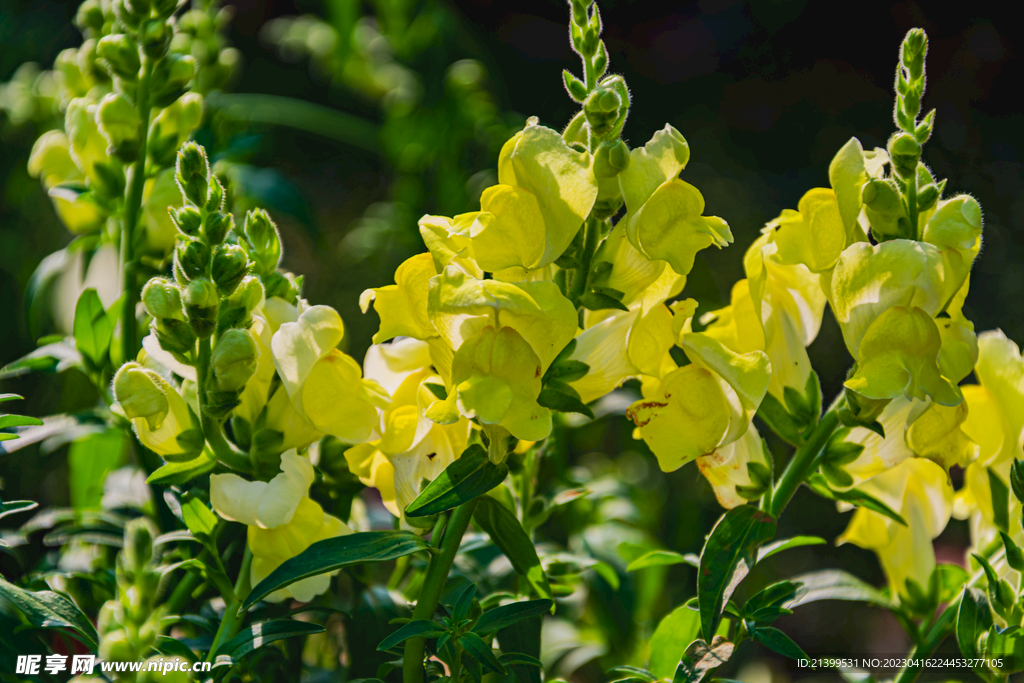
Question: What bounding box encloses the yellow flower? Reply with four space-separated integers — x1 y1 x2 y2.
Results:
360 253 439 344
591 223 687 312
271 305 389 443
28 130 104 233
697 422 770 509
838 458 953 599
211 451 350 602
346 339 471 524
113 362 204 462
766 188 848 273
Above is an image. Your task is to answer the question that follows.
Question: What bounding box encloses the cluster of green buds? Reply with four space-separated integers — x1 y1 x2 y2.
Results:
96 518 168 675
138 142 274 420
859 28 940 242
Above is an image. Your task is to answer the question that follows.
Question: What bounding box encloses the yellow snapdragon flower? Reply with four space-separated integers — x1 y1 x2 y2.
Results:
271 305 389 443
211 451 351 602
697 422 771 509
839 458 953 599
113 362 204 462
345 339 471 525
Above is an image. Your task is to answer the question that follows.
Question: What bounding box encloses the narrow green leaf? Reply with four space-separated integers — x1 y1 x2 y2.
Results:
673 637 734 683
0 414 44 429
405 445 508 518
754 393 802 446
756 536 826 562
180 491 218 540
147 448 217 485
73 288 113 367
537 386 595 419
931 564 969 604
783 570 893 610
0 575 98 648
607 666 658 682
474 496 551 600
212 619 325 666
806 474 907 526
956 588 991 667
989 469 1010 533
0 499 38 521
626 550 689 572
458 632 506 675
697 506 776 639
649 606 701 679
376 619 444 651
0 394 25 403
68 430 126 510
1001 532 1024 573
744 581 801 616
752 627 809 661
498 653 543 668
155 635 198 663
473 600 554 636
243 531 430 610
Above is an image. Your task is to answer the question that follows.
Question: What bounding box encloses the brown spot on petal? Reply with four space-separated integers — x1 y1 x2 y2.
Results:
426 452 436 460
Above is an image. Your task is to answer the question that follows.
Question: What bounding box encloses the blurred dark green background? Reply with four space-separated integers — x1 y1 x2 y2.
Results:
1 0 1020 680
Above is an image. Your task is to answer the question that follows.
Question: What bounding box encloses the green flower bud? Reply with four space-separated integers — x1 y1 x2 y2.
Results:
205 174 225 212
114 362 169 431
887 132 921 178
171 204 202 236
97 34 141 82
593 139 630 178
203 210 232 245
234 275 264 313
218 276 264 331
97 600 124 637
263 270 301 302
56 48 91 98
562 69 587 103
175 237 210 280
211 328 258 391
838 384 891 433
139 19 172 59
141 277 183 320
212 244 249 295
583 77 628 138
148 93 205 166
123 517 157 575
175 141 209 207
76 0 106 34
99 627 134 663
151 54 196 108
183 278 219 337
152 0 177 19
97 93 143 162
592 175 623 220
78 39 107 83
155 318 197 356
242 208 282 276
917 184 939 213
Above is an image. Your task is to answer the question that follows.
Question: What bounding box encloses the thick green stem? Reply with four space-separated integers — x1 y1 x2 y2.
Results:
768 410 840 517
206 545 253 664
891 604 957 683
403 499 479 683
567 216 600 310
905 166 919 240
196 336 251 472
120 56 154 365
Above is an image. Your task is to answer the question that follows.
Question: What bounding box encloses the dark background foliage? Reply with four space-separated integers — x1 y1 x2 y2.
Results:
1 0 1020 680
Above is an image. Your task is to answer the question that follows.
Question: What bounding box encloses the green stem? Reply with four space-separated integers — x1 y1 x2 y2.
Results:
905 165 919 240
206 545 253 664
768 410 840 517
120 55 154 365
891 603 957 683
196 336 251 472
403 499 479 683
567 216 600 310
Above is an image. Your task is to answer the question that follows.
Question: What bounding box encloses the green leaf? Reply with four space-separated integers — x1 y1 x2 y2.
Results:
73 288 113 367
649 605 701 679
673 637 734 683
155 635 198 663
243 531 431 610
607 666 658 682
805 474 908 526
212 619 325 666
0 499 38 521
697 505 776 640
956 588 992 667
744 581 801 617
579 291 629 312
783 570 893 610
989 469 1010 534
496 613 543 683
931 564 970 604
458 632 506 675
405 445 508 518
498 653 543 668
0 575 98 648
147 448 217 485
546 360 590 384
68 430 126 510
754 393 803 446
180 491 218 541
376 619 444 651
756 536 826 562
0 414 44 429
473 496 552 600
537 384 595 419
473 600 554 636
752 627 809 661
626 550 689 572
1001 532 1024 573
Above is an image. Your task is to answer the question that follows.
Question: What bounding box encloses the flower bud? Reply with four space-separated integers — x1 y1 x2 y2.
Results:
184 278 219 336
212 244 249 295
140 19 172 59
123 517 157 575
242 208 282 276
175 141 209 207
211 329 258 391
175 237 210 280
78 38 107 83
263 270 301 302
155 318 197 356
203 210 233 245
114 362 170 431
141 277 183 320
97 34 141 81
887 132 921 178
151 54 196 108
152 0 177 19
75 0 106 34
205 174 225 212
148 92 205 166
113 0 147 31
97 93 143 162
171 204 202 236
593 139 630 178
583 79 626 138
562 69 587 103
838 385 891 433
861 178 904 241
